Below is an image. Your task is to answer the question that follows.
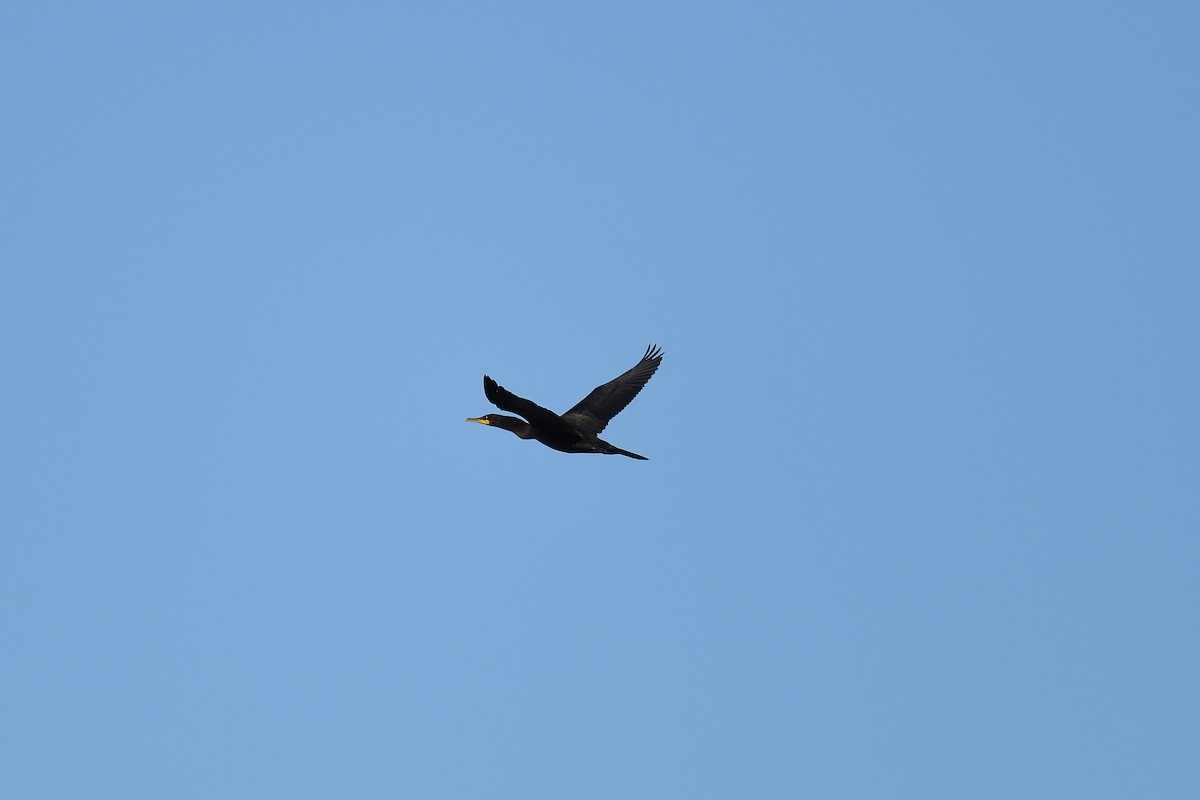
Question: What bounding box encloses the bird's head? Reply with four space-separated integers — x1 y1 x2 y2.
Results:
465 414 529 436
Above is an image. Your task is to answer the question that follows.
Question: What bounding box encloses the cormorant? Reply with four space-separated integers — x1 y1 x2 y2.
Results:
467 344 663 460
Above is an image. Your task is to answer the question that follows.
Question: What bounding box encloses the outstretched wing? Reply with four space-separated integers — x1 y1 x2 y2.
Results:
560 344 663 435
484 376 575 434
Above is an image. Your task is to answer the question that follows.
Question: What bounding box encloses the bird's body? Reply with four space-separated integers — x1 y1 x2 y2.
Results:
467 344 663 460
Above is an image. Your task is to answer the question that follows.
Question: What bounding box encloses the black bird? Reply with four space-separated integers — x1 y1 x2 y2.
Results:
467 344 663 460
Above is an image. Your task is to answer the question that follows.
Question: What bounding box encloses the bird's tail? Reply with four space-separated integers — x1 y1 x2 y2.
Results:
595 436 648 460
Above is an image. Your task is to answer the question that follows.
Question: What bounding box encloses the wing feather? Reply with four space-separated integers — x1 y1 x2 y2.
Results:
560 344 663 435
484 376 575 434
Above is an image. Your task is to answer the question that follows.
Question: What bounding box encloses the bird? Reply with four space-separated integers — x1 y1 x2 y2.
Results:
467 344 663 460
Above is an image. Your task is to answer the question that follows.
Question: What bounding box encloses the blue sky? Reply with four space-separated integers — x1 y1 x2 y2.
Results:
2 2 1197 797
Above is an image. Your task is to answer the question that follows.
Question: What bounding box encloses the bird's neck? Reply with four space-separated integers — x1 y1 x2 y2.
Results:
493 415 534 439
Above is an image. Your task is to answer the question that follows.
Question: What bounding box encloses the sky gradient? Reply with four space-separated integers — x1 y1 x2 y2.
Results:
3 2 1198 798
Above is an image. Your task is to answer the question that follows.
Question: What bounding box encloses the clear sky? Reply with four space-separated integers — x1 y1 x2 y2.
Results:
3 2 1197 798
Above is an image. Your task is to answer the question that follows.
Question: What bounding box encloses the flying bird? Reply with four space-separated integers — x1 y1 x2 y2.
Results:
467 344 663 460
